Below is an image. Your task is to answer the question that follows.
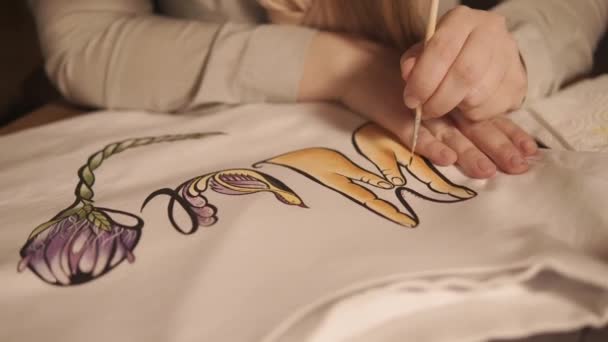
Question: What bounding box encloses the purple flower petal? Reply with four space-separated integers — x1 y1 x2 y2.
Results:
181 182 208 207
45 226 72 285
19 210 142 286
68 223 94 275
93 234 114 277
198 216 217 227
209 179 245 195
193 206 216 218
79 234 98 274
217 173 268 190
110 238 127 268
29 252 56 284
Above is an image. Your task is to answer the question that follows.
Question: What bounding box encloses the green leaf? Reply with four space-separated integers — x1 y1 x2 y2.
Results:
87 210 112 232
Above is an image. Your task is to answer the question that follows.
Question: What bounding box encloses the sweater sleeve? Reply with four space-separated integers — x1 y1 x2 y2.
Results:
29 0 317 112
493 0 608 103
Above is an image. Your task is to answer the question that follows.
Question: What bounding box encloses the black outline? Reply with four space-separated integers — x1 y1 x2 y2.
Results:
255 149 418 227
254 123 477 228
352 123 477 201
398 187 471 204
144 169 307 235
141 187 213 235
19 207 143 287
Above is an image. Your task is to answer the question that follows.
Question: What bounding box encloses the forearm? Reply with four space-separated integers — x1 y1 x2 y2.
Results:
298 32 412 140
494 0 608 102
43 14 223 112
30 0 317 112
298 32 398 103
298 33 364 102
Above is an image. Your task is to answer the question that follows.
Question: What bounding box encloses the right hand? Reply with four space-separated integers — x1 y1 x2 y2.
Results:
400 6 527 122
299 32 537 179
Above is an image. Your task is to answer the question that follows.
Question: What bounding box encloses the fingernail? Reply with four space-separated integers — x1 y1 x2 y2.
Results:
511 154 527 167
477 158 496 173
440 149 456 164
379 181 394 189
404 96 420 109
521 140 537 155
392 177 405 186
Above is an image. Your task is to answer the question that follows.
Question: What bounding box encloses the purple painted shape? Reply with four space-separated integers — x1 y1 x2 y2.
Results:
217 173 268 190
179 181 218 227
209 179 245 195
19 212 141 286
181 183 208 207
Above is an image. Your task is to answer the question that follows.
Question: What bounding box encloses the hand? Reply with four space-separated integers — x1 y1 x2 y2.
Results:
263 123 478 228
422 111 538 178
266 147 419 227
401 6 527 121
303 33 536 178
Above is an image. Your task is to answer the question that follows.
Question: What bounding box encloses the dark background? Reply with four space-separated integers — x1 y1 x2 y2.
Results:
464 0 499 9
0 0 53 126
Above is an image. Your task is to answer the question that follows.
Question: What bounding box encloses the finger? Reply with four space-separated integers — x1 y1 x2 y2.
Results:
401 125 458 167
400 42 423 81
452 113 529 174
327 177 418 227
354 124 407 185
422 27 495 119
375 153 405 186
355 171 397 190
492 116 538 156
401 57 417 82
403 6 476 110
268 148 396 190
326 154 396 190
425 117 497 179
349 190 419 228
376 109 457 167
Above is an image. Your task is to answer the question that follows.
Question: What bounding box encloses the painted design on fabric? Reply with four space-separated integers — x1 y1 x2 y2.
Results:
594 126 608 136
19 123 475 286
17 133 223 286
258 123 476 228
142 169 306 234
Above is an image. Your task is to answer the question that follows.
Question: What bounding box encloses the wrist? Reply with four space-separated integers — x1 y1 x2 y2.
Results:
298 32 389 103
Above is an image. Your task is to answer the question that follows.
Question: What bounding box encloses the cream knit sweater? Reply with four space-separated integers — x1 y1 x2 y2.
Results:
30 0 608 143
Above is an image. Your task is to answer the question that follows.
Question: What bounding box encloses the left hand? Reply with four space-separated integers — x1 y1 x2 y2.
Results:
401 5 527 122
422 111 538 178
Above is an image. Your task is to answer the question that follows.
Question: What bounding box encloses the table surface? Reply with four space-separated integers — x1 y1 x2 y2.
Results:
0 102 84 136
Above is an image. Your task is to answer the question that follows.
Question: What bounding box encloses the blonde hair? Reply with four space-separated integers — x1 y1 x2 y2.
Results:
260 0 426 50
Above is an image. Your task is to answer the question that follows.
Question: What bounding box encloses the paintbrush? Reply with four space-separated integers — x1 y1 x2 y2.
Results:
409 0 440 166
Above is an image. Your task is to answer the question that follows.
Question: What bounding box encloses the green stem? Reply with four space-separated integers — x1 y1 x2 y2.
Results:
74 132 224 204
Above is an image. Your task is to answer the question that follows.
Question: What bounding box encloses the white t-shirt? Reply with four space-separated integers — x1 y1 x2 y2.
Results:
1 103 607 342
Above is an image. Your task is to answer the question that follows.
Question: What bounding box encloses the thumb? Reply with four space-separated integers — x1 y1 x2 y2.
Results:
355 172 395 190
400 42 423 81
401 57 417 81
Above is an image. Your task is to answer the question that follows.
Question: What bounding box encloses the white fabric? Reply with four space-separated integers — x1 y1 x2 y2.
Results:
508 76 608 152
302 272 607 342
1 103 608 342
527 75 608 152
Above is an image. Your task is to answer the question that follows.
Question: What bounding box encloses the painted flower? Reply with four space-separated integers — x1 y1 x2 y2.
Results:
142 182 219 235
181 183 218 227
18 208 142 286
143 169 306 235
